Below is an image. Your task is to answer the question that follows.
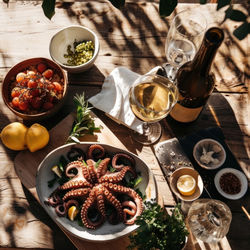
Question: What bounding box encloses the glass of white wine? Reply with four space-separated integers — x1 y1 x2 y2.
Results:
163 9 207 80
129 74 178 145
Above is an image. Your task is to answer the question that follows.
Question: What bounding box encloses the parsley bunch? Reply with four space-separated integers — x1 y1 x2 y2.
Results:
66 93 102 143
128 200 188 250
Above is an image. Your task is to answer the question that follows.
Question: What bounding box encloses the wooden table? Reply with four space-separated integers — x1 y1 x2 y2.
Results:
0 1 249 250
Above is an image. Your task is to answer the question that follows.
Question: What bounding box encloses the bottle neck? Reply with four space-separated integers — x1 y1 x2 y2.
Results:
192 27 224 75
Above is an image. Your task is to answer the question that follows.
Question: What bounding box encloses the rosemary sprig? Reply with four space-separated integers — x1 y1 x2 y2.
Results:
66 93 102 143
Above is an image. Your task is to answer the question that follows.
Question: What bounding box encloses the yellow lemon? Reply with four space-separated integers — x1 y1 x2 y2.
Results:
0 122 28 150
68 206 79 221
177 174 196 196
26 123 49 152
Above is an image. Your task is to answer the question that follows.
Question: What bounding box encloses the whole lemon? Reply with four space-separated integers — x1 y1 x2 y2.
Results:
0 122 28 150
26 123 50 152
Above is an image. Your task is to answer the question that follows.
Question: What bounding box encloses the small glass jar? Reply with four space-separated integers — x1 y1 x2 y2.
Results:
187 199 232 243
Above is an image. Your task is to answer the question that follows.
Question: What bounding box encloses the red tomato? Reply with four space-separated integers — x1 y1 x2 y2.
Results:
12 97 19 107
16 72 26 83
30 97 42 109
27 71 37 79
37 63 47 73
53 82 63 92
43 102 53 110
30 89 40 97
27 80 38 89
18 100 28 111
42 69 54 79
11 87 21 98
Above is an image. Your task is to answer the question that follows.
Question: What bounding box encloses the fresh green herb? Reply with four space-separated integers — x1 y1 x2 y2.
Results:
66 93 102 143
128 200 188 250
95 159 102 168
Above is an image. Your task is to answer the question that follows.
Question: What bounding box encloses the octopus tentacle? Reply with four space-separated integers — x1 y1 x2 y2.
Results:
86 159 98 183
55 203 66 217
102 185 123 221
99 166 136 183
122 201 137 223
94 185 106 219
46 193 62 207
63 188 91 201
87 144 105 160
106 183 143 225
96 158 110 179
60 161 92 190
112 153 135 170
81 190 105 229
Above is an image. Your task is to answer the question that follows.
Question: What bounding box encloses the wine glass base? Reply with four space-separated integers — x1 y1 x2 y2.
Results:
130 122 162 145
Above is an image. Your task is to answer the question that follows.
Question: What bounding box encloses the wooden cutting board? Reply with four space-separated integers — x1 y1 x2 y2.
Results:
14 112 167 250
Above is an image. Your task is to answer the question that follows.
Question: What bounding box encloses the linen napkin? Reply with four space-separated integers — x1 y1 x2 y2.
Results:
88 66 162 134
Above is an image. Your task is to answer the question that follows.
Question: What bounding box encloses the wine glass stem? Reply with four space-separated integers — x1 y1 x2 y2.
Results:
142 122 151 136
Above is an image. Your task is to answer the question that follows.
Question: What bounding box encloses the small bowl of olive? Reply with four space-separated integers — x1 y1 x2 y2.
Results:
49 25 100 74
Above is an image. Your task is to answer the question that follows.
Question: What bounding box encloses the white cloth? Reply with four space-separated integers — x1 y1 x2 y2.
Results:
88 67 142 133
89 66 161 134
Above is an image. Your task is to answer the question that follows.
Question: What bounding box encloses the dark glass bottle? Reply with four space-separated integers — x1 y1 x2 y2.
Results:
169 27 224 123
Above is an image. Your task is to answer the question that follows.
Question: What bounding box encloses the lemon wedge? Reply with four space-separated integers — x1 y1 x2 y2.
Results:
0 122 28 150
68 206 79 221
26 123 49 152
51 165 62 178
177 174 196 196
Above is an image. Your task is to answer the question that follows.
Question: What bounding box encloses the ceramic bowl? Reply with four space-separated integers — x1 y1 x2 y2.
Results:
36 142 158 241
2 57 67 121
49 25 100 73
214 168 248 200
193 138 226 170
170 167 204 202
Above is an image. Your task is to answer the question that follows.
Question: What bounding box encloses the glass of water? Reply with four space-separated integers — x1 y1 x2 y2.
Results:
164 9 207 80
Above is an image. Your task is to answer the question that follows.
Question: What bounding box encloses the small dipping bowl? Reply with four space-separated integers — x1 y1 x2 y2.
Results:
193 138 226 170
170 167 204 202
49 25 100 74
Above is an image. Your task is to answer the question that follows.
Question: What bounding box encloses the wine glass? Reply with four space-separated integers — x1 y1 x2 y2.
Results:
129 74 178 145
163 9 207 80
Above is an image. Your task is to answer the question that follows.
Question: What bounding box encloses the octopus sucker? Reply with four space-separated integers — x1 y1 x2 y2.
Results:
47 147 144 229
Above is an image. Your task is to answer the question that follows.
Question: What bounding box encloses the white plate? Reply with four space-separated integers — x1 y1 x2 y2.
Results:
214 168 248 200
36 142 158 242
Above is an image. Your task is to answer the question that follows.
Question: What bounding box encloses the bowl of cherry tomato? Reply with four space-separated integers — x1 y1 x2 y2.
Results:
2 57 68 120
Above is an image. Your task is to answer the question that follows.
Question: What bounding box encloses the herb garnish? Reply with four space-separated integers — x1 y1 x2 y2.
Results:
128 200 188 250
66 93 102 143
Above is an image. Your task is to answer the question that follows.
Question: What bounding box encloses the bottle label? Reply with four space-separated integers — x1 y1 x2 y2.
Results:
170 103 203 122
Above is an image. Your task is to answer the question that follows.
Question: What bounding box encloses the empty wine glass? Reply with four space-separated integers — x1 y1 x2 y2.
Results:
129 74 178 145
163 9 207 80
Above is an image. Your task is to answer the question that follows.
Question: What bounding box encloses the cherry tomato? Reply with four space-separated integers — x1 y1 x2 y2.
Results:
53 82 63 92
18 100 28 111
37 63 47 73
27 80 38 89
30 97 42 109
27 71 37 79
30 88 40 97
16 72 26 83
43 102 53 110
12 97 19 107
11 87 21 98
42 69 54 79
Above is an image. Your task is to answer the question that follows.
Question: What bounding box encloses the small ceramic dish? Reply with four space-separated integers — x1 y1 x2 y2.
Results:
170 167 204 202
193 138 226 170
49 25 100 73
214 168 248 200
